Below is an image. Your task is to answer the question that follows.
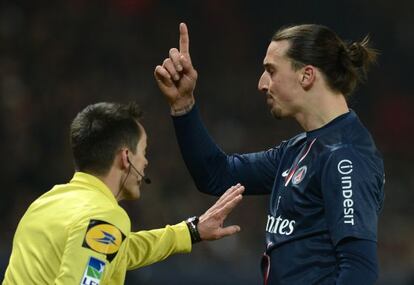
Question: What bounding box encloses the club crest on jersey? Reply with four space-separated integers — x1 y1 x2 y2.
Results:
81 256 105 285
292 166 307 185
82 219 125 262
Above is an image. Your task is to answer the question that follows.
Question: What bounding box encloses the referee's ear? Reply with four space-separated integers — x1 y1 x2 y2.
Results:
118 148 130 170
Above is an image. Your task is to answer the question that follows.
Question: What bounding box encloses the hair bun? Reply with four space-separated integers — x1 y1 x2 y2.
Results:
347 41 365 67
346 36 378 69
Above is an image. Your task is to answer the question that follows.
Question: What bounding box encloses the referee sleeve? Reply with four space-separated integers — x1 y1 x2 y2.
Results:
54 217 109 285
126 222 192 270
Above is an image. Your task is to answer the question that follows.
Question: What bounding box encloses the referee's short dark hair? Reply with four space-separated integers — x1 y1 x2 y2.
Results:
272 24 378 97
70 102 143 175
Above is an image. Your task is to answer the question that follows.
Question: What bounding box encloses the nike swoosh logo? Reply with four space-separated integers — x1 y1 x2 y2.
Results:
282 169 290 177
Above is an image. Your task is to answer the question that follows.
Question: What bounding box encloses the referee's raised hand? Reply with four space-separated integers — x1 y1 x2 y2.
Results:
154 22 197 112
197 184 244 241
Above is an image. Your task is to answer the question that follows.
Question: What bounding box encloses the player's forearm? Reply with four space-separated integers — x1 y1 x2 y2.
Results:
335 238 378 285
172 104 237 196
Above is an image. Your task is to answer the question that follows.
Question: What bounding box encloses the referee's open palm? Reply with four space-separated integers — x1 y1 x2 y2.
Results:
198 184 244 241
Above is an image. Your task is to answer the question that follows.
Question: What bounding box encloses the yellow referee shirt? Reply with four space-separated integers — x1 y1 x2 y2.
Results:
3 172 192 285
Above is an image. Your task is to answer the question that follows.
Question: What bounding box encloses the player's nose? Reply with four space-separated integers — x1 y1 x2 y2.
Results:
258 72 269 93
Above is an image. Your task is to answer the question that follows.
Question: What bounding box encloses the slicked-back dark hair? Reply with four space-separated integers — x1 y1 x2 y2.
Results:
272 24 378 96
70 102 143 175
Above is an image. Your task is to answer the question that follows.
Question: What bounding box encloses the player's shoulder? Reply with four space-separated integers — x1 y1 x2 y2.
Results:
320 142 384 180
320 124 382 170
264 133 306 160
275 132 306 151
338 111 377 145
315 111 380 158
287 132 307 146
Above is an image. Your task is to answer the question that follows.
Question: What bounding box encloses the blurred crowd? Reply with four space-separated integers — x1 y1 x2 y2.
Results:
0 0 413 284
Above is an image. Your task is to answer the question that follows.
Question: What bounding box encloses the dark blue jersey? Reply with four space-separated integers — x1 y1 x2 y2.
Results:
172 105 384 285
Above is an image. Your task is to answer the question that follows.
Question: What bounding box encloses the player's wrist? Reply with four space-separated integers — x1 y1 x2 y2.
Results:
185 216 202 244
170 96 195 116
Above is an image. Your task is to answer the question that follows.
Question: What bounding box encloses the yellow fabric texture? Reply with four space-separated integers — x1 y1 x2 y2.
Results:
3 172 191 285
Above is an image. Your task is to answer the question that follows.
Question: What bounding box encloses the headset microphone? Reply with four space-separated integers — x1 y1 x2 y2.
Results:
136 169 152 184
127 157 151 184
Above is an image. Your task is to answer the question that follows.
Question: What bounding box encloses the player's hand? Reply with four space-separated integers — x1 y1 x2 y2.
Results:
154 22 198 110
197 184 244 241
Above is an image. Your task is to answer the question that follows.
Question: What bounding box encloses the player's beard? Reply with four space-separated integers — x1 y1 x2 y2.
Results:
267 95 284 120
270 105 283 120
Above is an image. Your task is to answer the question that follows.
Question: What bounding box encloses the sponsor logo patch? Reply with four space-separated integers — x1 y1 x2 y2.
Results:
82 220 125 262
337 159 353 175
337 159 355 225
265 215 296 235
81 256 105 285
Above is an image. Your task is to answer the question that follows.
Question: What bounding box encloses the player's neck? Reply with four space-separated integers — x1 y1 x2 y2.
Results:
294 90 349 132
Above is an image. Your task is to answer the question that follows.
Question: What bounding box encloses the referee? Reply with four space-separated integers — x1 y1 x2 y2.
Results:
3 102 244 284
155 23 385 284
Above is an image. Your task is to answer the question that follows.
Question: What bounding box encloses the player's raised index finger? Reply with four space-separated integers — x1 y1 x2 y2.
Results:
179 22 190 55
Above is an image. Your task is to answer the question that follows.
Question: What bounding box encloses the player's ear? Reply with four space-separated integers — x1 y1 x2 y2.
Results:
299 65 316 90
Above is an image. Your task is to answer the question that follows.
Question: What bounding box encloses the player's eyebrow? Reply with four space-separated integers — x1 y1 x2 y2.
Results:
263 62 276 70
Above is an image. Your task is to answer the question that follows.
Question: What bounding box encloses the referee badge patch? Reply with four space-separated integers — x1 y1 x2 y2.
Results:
82 219 125 262
81 256 105 285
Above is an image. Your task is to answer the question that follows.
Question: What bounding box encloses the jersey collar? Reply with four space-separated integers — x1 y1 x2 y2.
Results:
306 110 357 140
70 172 118 205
